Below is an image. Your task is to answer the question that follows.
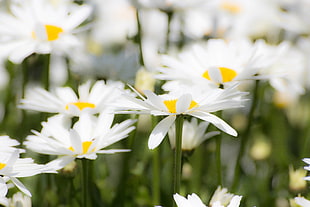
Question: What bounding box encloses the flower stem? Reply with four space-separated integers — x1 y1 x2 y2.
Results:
173 115 184 195
232 80 260 191
216 135 222 186
152 116 161 205
81 159 89 207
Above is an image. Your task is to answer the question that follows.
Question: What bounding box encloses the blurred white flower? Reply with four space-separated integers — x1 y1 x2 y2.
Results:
114 84 246 149
168 118 220 150
173 193 207 207
295 196 310 207
8 192 31 207
209 186 242 207
157 39 270 89
20 80 128 116
0 0 92 63
25 113 136 170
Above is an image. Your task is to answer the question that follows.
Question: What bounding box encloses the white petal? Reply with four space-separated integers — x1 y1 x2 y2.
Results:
10 177 31 197
148 116 176 149
227 196 242 207
176 94 192 113
295 197 310 207
46 156 75 171
191 112 237 136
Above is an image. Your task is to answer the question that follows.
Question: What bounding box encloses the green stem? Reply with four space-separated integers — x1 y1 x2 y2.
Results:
232 80 260 191
173 115 184 195
152 116 160 205
81 159 89 207
136 10 145 66
165 11 173 53
216 135 222 186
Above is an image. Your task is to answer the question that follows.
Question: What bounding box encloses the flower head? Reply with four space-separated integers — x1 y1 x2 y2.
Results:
0 0 92 63
173 193 207 207
20 80 127 116
25 113 136 170
115 84 246 149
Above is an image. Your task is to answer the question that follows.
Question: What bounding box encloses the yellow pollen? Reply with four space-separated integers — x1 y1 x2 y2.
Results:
220 1 241 14
68 141 93 155
163 99 199 113
0 163 6 170
65 102 96 111
45 25 63 41
82 141 92 154
32 25 63 41
202 67 237 83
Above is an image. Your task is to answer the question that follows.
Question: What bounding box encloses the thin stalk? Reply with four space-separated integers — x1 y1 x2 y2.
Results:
173 115 184 195
165 11 173 53
232 80 260 191
152 116 160 205
81 159 89 207
216 135 222 186
136 9 145 66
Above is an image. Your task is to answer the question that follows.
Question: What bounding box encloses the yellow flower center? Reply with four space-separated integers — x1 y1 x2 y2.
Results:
202 67 237 83
32 24 64 41
69 141 93 155
65 102 96 111
0 163 6 170
163 99 198 113
220 1 241 14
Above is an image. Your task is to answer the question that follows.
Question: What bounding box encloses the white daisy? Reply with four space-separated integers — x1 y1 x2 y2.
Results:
0 0 92 63
0 136 24 153
25 113 136 170
114 84 246 149
8 192 32 207
168 118 220 151
20 80 127 116
157 39 270 89
173 193 207 207
0 150 52 197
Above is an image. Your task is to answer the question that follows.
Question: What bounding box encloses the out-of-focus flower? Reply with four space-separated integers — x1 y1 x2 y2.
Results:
157 39 270 89
0 0 92 63
209 186 242 207
114 84 246 149
25 113 136 170
134 67 156 93
20 80 128 116
295 196 310 207
168 118 220 150
249 135 271 161
289 166 307 192
173 193 207 207
8 192 31 207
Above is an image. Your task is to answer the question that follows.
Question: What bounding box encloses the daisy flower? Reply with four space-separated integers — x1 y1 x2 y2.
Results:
0 0 92 63
157 39 270 89
0 149 53 197
302 158 310 181
168 118 220 151
20 80 128 116
24 113 136 170
114 84 246 149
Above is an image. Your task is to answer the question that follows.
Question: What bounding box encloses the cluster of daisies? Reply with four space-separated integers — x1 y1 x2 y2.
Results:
0 0 310 206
